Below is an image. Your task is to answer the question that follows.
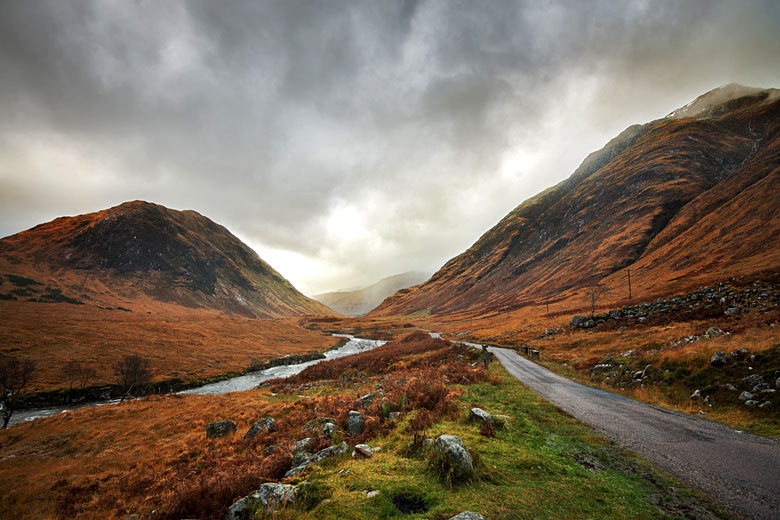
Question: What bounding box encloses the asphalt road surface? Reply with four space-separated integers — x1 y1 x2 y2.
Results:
490 346 780 520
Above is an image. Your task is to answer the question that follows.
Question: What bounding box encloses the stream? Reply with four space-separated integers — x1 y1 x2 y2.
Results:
8 334 385 426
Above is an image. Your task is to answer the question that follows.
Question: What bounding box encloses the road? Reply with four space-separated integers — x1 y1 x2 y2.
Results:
489 346 780 520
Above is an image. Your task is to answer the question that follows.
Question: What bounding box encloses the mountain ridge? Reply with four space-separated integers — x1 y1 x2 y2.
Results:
0 201 331 318
371 84 780 317
315 271 430 316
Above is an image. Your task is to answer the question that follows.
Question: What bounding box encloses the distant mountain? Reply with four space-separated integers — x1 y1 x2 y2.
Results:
0 201 331 318
316 271 430 316
372 84 780 317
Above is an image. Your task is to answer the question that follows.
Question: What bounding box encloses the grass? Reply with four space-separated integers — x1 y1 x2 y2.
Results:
273 363 732 520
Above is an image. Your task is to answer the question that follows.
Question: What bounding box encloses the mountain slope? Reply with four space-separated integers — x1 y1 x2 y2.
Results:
315 271 429 316
0 201 331 318
372 84 780 317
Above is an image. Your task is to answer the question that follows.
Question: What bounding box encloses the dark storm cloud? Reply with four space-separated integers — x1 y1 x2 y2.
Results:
1 0 779 294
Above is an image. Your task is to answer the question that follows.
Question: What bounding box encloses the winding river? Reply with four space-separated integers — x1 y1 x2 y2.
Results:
9 334 385 426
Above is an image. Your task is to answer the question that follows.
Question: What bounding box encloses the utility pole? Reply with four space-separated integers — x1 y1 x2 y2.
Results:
627 270 632 301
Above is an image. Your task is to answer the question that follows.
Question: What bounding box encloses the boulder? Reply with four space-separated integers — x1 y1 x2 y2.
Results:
759 401 773 409
206 420 236 439
284 442 348 478
738 391 754 402
450 513 487 520
709 352 729 367
468 408 493 425
359 392 375 406
245 416 276 439
293 437 316 454
433 434 474 479
689 389 701 400
225 483 297 519
744 400 759 407
742 374 764 388
353 444 373 459
570 315 588 328
724 307 741 316
753 383 771 393
776 376 780 389
348 410 365 435
726 384 738 392
706 327 724 337
728 348 749 360
321 422 337 436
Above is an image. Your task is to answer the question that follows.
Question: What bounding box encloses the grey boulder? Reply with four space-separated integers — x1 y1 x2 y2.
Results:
225 483 297 519
450 513 487 520
709 352 729 367
245 416 276 439
433 434 474 479
348 410 365 435
468 408 493 425
206 420 236 439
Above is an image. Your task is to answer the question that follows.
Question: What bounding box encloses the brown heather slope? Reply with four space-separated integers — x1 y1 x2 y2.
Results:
0 200 331 318
372 84 780 317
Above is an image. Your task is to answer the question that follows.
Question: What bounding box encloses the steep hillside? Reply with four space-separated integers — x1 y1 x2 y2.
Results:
315 271 429 316
373 84 780 317
0 201 331 318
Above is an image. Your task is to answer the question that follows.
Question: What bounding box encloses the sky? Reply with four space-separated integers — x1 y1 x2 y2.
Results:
1 1 779 296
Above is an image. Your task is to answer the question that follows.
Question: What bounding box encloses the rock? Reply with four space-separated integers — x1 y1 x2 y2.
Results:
292 451 313 467
365 490 380 498
706 327 724 337
776 376 780 389
321 422 337 435
738 391 754 402
689 389 702 400
449 513 487 520
709 352 730 367
759 401 772 408
293 437 316 454
388 411 401 420
726 384 738 392
583 319 596 328
742 374 764 388
728 348 749 360
348 410 365 435
744 400 759 407
359 392 375 406
724 307 741 316
608 310 623 320
284 442 348 478
353 444 373 458
468 408 493 425
703 395 712 405
637 316 647 324
245 416 276 438
753 383 771 393
570 315 588 328
225 483 298 519
206 420 236 439
422 438 433 448
433 435 474 479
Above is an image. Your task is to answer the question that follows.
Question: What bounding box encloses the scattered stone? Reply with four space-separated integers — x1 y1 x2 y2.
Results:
449 513 487 520
728 348 749 360
706 327 724 337
710 352 730 367
759 401 773 408
348 411 365 435
353 444 374 459
373 446 382 452
637 316 647 324
689 389 702 400
726 384 738 392
284 442 349 478
225 483 297 519
422 438 433 448
570 315 588 328
724 307 741 316
468 408 493 425
776 376 780 389
744 400 759 407
388 411 401 420
742 374 765 388
703 395 712 406
365 490 380 498
738 391 754 402
292 451 313 468
293 437 316 454
753 383 771 393
433 435 474 479
245 416 276 439
321 422 337 436
359 392 375 406
206 420 236 439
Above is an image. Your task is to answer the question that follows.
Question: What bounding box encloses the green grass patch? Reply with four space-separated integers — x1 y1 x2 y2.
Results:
5 273 43 287
274 363 732 519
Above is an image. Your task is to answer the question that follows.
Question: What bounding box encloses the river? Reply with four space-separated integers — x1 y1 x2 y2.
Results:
8 334 385 426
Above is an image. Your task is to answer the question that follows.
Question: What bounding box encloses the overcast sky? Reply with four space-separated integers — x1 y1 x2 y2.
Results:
1 1 779 295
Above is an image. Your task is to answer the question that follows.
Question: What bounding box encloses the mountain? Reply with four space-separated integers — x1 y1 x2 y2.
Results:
315 271 430 316
372 84 780 317
0 201 331 318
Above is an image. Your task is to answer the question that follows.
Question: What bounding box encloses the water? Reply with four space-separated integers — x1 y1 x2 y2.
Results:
9 334 385 426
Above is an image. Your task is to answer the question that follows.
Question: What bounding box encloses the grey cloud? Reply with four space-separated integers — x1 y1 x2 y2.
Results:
1 0 779 294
